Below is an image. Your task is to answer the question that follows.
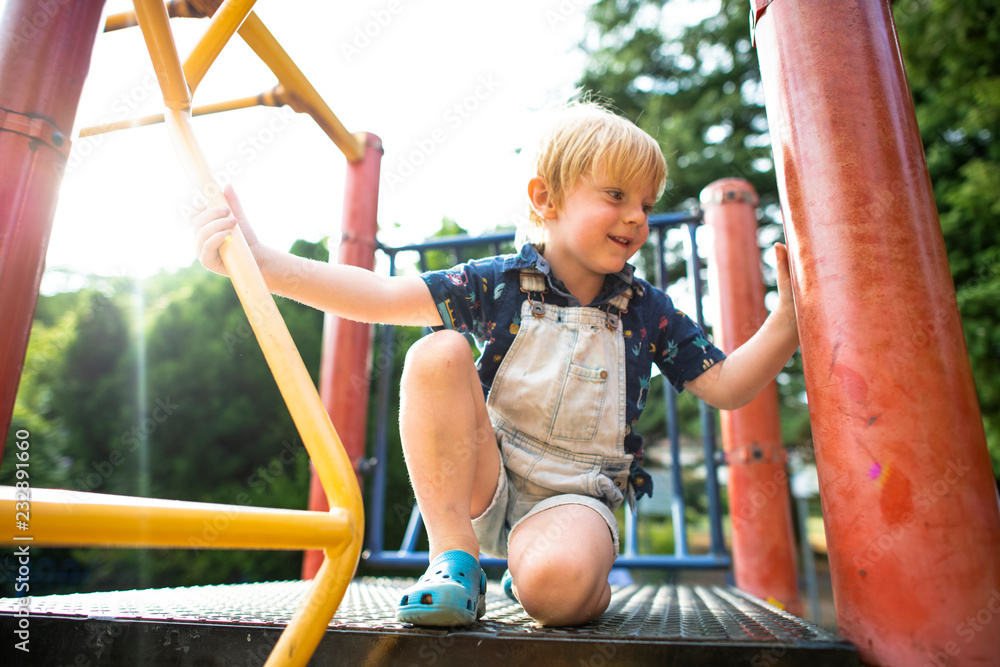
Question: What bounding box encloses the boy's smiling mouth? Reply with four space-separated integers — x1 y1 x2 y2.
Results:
608 235 632 247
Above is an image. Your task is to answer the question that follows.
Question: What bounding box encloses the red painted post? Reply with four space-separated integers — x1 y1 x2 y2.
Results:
703 178 802 616
752 1 1000 664
0 0 108 456
302 133 383 579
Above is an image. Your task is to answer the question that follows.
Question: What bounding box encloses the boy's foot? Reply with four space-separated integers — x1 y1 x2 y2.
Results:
397 550 486 626
500 568 519 603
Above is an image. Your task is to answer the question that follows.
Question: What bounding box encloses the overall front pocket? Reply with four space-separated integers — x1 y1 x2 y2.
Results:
549 363 608 440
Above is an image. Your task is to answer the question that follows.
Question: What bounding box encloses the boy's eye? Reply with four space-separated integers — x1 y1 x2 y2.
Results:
607 190 624 200
642 205 654 215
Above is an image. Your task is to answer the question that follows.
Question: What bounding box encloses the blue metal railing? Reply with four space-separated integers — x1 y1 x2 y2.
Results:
362 212 730 570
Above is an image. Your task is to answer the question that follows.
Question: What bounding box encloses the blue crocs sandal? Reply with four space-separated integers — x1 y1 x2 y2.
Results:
397 550 486 626
500 568 518 603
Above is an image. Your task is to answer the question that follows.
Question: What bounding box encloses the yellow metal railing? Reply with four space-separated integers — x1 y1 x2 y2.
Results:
0 487 353 552
79 87 286 137
2 2 366 666
85 0 364 160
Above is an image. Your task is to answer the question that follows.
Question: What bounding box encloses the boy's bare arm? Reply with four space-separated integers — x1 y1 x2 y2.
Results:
255 246 442 326
193 186 443 328
685 243 799 410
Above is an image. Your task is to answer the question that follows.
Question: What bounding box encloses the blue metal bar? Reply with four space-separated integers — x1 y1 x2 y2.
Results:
655 225 691 558
686 222 727 558
667 389 689 557
364 210 729 570
796 494 822 622
366 251 398 556
382 231 516 254
365 552 510 569
377 213 698 256
363 550 729 570
401 504 424 553
624 500 639 559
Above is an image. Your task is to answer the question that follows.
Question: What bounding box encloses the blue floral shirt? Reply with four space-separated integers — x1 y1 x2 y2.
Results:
420 244 725 499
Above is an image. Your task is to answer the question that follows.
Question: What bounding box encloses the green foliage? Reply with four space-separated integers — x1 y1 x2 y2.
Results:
5 0 996 599
581 0 777 213
580 0 811 462
893 0 1000 472
581 0 1000 475
359 219 517 568
2 240 328 595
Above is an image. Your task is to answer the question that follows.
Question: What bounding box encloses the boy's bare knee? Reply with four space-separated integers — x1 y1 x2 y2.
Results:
514 558 607 626
403 330 471 376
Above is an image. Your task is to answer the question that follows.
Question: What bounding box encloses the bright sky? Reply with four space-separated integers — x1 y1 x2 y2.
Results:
0 0 721 289
23 0 592 285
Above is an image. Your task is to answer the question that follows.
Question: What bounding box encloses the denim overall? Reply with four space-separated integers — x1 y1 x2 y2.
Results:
472 269 635 559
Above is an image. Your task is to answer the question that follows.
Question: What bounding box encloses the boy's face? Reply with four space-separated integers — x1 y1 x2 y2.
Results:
544 163 657 277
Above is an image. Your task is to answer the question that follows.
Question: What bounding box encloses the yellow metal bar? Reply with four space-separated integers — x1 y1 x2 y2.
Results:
171 109 364 536
106 1 207 32
117 12 366 663
133 0 191 110
104 10 139 32
164 107 364 667
0 487 350 551
183 0 258 93
264 550 354 667
78 88 284 137
237 12 363 162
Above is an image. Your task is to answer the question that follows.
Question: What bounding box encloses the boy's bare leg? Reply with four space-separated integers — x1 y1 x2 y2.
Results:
399 330 501 559
507 505 615 626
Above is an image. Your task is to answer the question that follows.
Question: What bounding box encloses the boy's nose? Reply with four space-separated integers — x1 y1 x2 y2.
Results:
624 203 647 224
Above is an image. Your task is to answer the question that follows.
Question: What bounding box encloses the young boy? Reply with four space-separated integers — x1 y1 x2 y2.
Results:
192 102 799 629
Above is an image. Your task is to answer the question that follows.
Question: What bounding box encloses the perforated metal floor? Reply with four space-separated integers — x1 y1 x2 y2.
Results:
0 578 857 665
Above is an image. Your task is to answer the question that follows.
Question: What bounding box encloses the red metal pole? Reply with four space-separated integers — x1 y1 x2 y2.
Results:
0 0 108 457
703 178 802 616
303 133 383 579
752 1 1000 664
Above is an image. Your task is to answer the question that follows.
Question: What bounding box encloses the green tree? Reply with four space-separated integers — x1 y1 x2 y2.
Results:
580 0 810 475
580 0 999 474
359 218 516 570
56 289 134 496
581 0 777 213
893 0 1000 472
2 238 333 594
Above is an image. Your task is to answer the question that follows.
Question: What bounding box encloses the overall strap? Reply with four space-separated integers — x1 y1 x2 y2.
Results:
519 268 643 329
519 267 547 317
604 286 639 328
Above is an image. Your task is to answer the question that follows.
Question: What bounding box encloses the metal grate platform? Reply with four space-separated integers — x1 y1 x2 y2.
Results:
0 578 857 665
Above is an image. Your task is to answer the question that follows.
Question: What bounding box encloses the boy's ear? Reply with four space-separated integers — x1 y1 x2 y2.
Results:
528 176 558 220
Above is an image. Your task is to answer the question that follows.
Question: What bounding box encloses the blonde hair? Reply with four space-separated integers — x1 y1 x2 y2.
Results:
527 100 667 228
